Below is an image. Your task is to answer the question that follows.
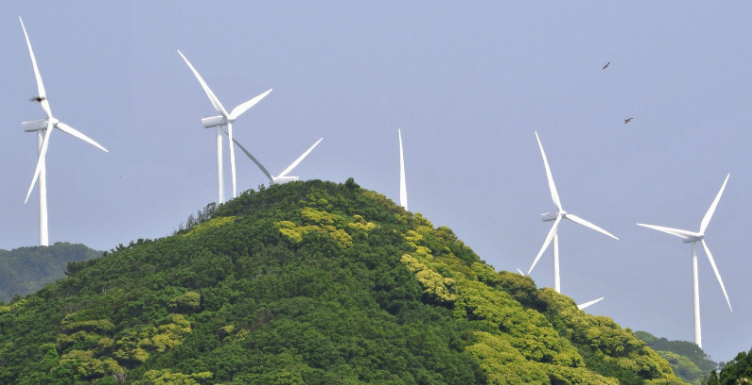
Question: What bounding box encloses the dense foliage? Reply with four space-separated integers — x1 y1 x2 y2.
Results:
0 242 102 302
703 347 752 385
635 331 717 385
0 180 686 384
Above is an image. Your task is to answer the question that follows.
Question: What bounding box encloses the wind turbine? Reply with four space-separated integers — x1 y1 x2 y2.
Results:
528 132 619 293
177 50 272 203
19 17 108 246
228 132 323 185
637 174 732 349
399 129 408 211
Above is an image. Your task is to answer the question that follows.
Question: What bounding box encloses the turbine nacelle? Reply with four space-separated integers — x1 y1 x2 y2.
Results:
201 115 234 128
683 234 705 243
540 211 561 222
22 119 50 132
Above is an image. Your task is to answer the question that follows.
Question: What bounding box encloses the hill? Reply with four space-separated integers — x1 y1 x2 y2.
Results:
0 179 686 384
635 331 717 385
0 242 102 302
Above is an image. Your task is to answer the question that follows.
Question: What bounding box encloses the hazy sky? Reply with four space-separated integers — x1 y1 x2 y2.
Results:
2 2 751 361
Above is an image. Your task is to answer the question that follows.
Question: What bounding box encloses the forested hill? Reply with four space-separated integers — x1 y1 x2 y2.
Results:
0 242 102 302
0 179 686 384
636 331 718 385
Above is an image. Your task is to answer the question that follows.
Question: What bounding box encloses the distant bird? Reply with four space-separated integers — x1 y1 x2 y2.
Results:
624 117 633 124
602 62 610 70
29 96 45 102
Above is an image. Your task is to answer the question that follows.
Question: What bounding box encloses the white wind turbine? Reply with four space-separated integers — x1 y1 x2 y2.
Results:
637 174 732 349
399 129 408 211
178 50 272 203
528 132 619 293
19 17 108 246
229 133 323 185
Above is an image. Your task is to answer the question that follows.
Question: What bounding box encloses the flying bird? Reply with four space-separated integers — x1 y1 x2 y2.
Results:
624 117 633 124
29 96 45 102
602 62 610 70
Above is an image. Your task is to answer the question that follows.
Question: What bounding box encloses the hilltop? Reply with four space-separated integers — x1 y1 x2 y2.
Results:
0 242 102 302
0 179 685 384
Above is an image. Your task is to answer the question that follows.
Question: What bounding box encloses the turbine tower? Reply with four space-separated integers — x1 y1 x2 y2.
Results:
637 174 732 349
229 133 322 185
19 17 108 246
528 132 618 293
178 50 272 203
399 129 408 210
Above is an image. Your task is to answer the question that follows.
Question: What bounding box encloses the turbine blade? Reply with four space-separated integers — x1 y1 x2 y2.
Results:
577 297 604 310
229 88 273 119
516 268 525 276
399 129 407 210
25 121 53 203
535 132 562 211
566 213 619 240
528 215 561 275
278 138 323 178
19 17 52 119
700 174 730 234
56 122 108 152
636 223 699 240
225 131 274 182
177 50 229 117
701 240 732 312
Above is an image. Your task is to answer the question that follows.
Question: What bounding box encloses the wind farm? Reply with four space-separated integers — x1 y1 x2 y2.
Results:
2 2 752 365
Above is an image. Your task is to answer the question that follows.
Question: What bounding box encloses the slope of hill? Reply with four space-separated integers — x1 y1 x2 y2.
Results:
0 242 103 302
635 331 718 385
0 180 685 384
